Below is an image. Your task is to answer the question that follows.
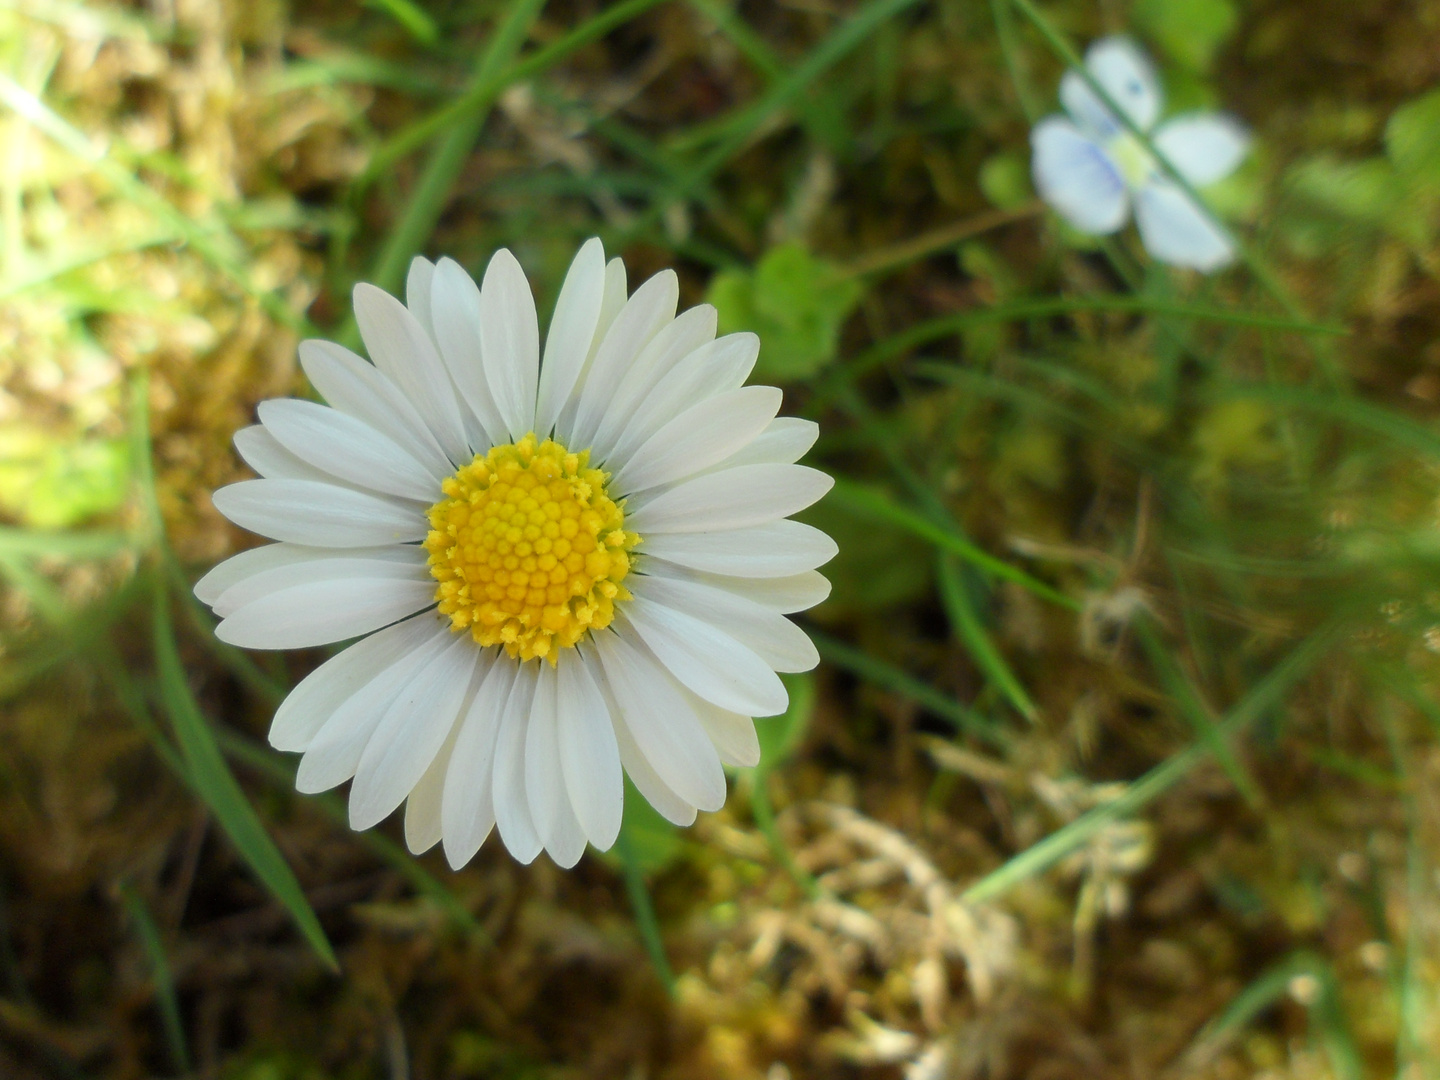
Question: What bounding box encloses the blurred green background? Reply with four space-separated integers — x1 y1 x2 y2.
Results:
2 0 1440 1077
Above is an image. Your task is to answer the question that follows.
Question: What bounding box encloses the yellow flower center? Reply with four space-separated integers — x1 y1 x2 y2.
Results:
1105 132 1158 190
424 433 638 664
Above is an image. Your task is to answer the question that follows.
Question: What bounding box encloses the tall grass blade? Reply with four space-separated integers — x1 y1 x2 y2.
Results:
118 882 190 1075
150 584 338 971
962 624 1337 904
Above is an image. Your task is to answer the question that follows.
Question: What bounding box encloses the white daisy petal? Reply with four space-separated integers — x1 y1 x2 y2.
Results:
215 575 434 651
295 621 452 793
406 256 436 340
429 256 508 448
526 666 590 868
1153 112 1250 187
349 632 479 830
212 479 426 547
592 630 726 811
1031 116 1129 235
441 655 512 869
478 248 541 440
404 705 461 855
234 426 337 485
638 519 837 578
683 689 760 769
195 541 350 608
614 386 782 494
646 565 832 614
353 282 470 463
268 611 440 752
1134 179 1236 271
299 340 453 479
535 237 606 437
627 464 833 535
586 647 696 825
713 417 819 470
619 602 788 717
568 269 678 449
545 799 589 869
554 255 631 441
524 663 564 848
607 333 759 466
597 257 629 341
630 573 818 673
1061 36 1161 137
590 305 718 462
491 662 543 864
556 650 623 850
609 701 696 826
258 399 441 501
212 545 427 617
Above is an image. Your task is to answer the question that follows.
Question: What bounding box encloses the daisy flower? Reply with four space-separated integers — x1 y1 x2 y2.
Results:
194 240 836 869
1031 36 1251 272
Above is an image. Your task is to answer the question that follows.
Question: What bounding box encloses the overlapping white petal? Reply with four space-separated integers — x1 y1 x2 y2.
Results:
1134 179 1235 272
1060 36 1161 137
1031 117 1129 235
1153 113 1251 187
198 239 835 870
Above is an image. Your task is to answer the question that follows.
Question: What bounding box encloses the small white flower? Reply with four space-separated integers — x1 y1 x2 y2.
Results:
195 240 837 869
1031 36 1251 272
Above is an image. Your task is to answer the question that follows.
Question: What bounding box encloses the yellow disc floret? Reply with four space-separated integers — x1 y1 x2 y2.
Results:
424 433 638 664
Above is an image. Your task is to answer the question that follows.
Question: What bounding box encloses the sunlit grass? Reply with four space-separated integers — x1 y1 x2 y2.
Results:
2 0 1439 1075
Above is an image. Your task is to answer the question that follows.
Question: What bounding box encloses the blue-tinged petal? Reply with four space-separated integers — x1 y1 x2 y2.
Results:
1134 180 1235 271
1031 116 1130 235
1061 36 1162 139
1153 113 1251 187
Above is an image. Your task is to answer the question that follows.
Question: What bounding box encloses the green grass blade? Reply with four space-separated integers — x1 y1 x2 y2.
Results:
1222 383 1440 459
962 624 1337 904
118 882 190 1076
682 0 847 152
749 673 821 897
0 527 134 559
1133 618 1264 809
827 478 1079 610
810 298 1343 411
628 0 925 235
150 584 338 971
616 822 675 996
358 0 666 195
362 0 547 300
364 0 438 46
809 629 1009 748
1180 951 1360 1075
211 726 487 940
937 555 1038 723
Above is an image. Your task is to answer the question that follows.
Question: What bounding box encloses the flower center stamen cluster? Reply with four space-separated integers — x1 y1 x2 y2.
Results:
425 434 637 663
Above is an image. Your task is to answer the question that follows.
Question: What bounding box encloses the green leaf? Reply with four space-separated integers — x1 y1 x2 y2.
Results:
1133 0 1238 71
150 586 338 971
362 0 439 46
1286 155 1429 248
755 671 816 773
597 777 682 877
978 151 1033 211
1386 88 1440 183
707 242 863 382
